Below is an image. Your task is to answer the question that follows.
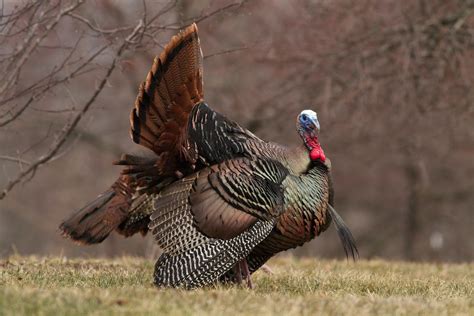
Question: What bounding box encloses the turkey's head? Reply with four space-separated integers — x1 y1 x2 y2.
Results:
297 110 326 163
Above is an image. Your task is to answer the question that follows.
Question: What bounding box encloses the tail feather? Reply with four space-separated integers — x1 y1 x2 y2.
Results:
328 205 359 260
60 155 169 245
130 23 204 159
59 190 128 244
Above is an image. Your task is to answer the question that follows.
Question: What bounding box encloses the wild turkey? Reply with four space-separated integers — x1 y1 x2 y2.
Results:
60 23 358 289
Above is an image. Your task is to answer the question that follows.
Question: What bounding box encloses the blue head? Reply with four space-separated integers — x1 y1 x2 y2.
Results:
297 110 320 135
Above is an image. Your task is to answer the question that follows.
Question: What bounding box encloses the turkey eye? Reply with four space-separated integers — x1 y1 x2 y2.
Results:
301 115 307 121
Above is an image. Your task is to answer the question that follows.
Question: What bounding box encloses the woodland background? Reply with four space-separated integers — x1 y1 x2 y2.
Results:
0 0 473 262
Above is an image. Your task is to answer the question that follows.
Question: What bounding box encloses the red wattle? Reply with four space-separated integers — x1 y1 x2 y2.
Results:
305 135 326 162
310 147 326 162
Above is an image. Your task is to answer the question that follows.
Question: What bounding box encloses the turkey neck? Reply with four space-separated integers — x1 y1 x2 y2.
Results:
283 145 319 175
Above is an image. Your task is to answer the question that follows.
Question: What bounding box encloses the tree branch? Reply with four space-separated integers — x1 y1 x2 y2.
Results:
0 19 144 200
0 1 84 97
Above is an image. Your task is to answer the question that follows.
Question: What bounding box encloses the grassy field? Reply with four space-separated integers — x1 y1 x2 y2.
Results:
0 256 472 315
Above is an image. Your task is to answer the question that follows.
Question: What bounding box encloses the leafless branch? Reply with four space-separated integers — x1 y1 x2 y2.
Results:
193 1 246 24
203 46 249 60
0 155 31 165
67 12 134 35
0 1 85 97
0 19 144 200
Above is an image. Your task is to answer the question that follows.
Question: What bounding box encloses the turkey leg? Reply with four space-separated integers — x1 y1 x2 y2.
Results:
239 259 254 289
234 260 243 284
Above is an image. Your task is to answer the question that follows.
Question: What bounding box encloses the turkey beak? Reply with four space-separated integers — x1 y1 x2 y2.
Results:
308 118 320 137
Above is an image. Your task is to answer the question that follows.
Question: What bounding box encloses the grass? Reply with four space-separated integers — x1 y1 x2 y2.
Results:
0 256 473 316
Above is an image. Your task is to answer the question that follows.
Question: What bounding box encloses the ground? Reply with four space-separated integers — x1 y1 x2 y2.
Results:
0 256 472 315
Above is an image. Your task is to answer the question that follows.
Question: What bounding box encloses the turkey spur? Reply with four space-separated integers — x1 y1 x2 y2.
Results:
60 23 358 289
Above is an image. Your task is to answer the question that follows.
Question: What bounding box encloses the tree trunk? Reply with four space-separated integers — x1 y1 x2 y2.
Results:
404 155 423 260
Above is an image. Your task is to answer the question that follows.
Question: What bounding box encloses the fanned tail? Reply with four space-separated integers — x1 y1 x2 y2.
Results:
130 23 204 163
328 205 359 260
60 26 206 245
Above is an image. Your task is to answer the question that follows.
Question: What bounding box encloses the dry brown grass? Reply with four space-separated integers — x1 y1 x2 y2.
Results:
1 256 472 315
